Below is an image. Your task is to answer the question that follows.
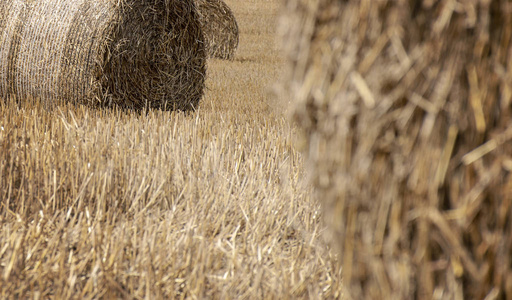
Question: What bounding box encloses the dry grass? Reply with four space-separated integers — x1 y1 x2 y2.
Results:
0 0 342 298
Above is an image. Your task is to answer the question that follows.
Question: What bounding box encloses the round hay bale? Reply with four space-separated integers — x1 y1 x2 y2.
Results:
0 0 206 111
195 0 238 60
281 0 512 299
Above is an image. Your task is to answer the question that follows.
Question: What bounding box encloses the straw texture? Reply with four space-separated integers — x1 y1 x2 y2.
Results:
0 0 206 111
281 0 512 299
195 0 238 60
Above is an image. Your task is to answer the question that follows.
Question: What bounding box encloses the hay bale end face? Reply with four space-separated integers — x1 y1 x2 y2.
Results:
282 0 512 299
0 0 206 111
195 0 239 60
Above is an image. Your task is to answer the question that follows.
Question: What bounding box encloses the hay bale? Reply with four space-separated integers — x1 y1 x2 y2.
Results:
195 0 238 60
281 0 512 298
0 0 206 111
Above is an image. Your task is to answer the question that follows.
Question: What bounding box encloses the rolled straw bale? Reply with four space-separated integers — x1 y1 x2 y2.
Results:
281 0 512 298
0 0 206 111
195 0 239 60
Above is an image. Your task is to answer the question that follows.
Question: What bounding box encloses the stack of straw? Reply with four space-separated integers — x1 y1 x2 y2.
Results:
195 0 239 60
281 0 512 298
0 0 206 110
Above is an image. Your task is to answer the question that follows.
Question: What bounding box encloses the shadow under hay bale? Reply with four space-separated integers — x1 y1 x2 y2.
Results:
0 0 206 111
281 0 512 299
195 0 239 60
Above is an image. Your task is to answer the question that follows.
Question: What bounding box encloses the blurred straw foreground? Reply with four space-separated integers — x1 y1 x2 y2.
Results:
0 0 206 111
281 0 512 298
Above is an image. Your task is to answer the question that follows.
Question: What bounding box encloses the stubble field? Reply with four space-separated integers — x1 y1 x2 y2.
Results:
0 0 343 299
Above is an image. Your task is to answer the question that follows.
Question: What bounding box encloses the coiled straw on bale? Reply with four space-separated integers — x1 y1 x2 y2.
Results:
282 0 512 299
195 0 238 60
0 0 206 111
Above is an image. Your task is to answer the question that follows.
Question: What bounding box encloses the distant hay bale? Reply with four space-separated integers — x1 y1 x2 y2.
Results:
0 0 206 111
195 0 238 60
282 0 512 299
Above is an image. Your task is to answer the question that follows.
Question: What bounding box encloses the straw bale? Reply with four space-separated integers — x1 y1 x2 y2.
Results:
281 0 512 298
195 0 239 60
0 0 206 111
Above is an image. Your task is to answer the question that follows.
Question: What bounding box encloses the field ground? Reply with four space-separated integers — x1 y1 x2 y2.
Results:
0 0 343 298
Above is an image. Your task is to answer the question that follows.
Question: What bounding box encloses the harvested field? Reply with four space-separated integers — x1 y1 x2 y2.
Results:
0 0 343 298
0 0 206 111
195 0 239 60
282 0 512 299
